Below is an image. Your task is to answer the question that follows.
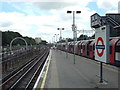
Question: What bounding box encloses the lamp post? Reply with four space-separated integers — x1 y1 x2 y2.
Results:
52 35 55 44
57 28 64 41
54 34 59 43
67 10 81 64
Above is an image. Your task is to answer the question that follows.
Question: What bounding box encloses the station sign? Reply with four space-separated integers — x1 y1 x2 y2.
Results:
95 25 109 63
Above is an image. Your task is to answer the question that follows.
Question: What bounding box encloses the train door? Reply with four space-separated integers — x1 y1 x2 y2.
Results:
89 41 95 59
75 41 79 54
82 41 86 56
81 41 84 55
77 41 81 55
71 42 74 53
115 39 120 65
86 41 92 57
110 38 119 64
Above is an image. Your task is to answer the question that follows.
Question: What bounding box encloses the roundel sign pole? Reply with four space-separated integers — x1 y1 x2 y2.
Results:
95 25 110 83
95 25 109 63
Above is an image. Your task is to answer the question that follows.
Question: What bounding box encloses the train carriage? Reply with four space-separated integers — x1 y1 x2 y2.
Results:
85 40 93 58
115 39 120 65
71 42 74 53
77 41 84 55
75 41 81 55
56 43 61 50
62 43 66 51
88 40 95 59
68 42 71 52
81 40 88 56
69 42 74 53
56 37 120 66
110 38 120 65
59 43 64 51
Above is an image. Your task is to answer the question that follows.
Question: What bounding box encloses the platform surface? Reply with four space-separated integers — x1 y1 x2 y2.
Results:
44 49 119 88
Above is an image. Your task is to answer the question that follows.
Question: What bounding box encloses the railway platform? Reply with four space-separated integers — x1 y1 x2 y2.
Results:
34 49 119 89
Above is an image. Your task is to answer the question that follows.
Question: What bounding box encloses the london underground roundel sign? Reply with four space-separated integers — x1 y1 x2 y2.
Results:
96 37 105 57
95 25 109 63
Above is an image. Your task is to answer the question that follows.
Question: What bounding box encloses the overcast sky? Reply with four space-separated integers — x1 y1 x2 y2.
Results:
0 0 119 42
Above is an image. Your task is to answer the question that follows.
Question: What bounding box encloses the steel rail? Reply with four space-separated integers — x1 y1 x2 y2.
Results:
25 51 49 89
1 49 45 89
8 50 48 89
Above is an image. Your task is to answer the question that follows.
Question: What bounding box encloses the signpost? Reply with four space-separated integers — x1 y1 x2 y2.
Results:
91 13 114 83
95 25 109 63
95 25 110 83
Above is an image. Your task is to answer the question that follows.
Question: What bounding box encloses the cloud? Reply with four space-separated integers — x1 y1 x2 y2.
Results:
1 0 93 3
106 10 118 13
32 0 96 11
33 2 76 10
0 22 13 27
96 0 120 10
3 1 118 42
0 11 60 40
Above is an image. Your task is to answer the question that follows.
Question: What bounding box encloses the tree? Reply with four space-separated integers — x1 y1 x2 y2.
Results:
2 30 36 46
78 34 89 40
91 34 95 39
40 40 48 45
2 31 23 46
57 39 66 43
68 38 73 42
88 34 95 39
23 36 36 45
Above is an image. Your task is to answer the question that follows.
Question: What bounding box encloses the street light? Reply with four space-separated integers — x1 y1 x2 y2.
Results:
57 28 64 41
67 10 81 64
54 34 59 43
52 35 55 44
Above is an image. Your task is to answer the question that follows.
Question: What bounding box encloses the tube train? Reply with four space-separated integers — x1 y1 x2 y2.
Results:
56 37 120 66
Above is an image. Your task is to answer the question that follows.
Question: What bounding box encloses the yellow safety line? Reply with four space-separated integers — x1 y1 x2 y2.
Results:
80 56 119 71
40 58 51 89
103 64 120 71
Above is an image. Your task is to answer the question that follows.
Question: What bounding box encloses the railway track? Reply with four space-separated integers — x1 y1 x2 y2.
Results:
1 48 49 89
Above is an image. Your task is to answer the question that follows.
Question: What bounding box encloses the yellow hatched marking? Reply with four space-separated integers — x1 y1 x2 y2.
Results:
40 59 51 89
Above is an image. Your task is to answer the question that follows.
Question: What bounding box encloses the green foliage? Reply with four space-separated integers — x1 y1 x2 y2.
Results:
23 36 36 45
68 38 74 42
56 34 95 43
2 31 22 46
57 40 66 43
39 40 48 45
91 34 95 39
78 34 89 40
2 30 36 46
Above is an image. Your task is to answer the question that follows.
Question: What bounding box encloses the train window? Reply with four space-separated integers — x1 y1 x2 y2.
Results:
90 46 92 51
116 40 120 52
93 44 95 50
81 45 82 49
115 46 120 52
110 46 112 54
78 45 80 49
83 46 85 50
